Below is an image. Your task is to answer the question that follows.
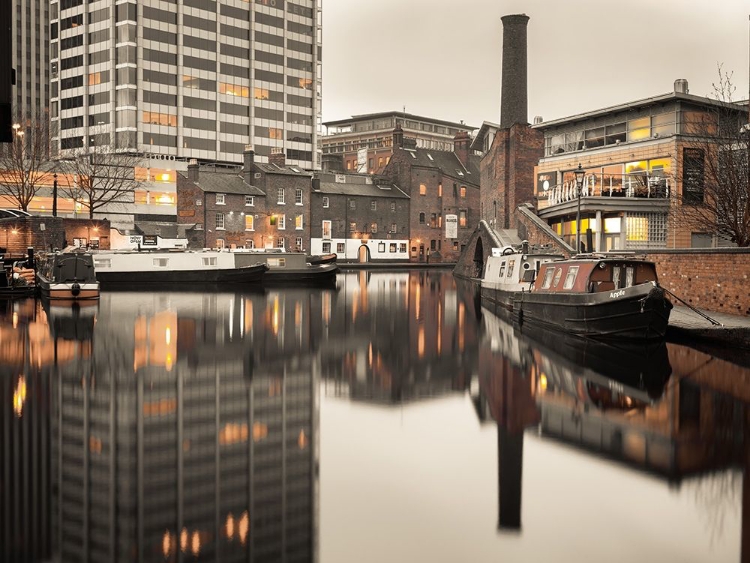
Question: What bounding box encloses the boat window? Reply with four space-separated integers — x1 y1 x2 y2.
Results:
625 266 634 288
507 260 515 278
498 261 506 278
613 267 621 289
541 267 555 289
202 257 217 266
94 258 111 268
563 266 579 289
153 258 169 267
552 268 563 288
268 258 286 268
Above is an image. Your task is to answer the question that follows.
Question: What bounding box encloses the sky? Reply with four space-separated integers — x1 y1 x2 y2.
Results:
321 0 750 129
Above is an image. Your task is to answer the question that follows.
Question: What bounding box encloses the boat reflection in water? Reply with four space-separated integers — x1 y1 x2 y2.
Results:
475 306 750 544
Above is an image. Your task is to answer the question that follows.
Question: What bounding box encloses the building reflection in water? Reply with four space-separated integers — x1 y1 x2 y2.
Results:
474 305 750 553
321 271 478 404
1 289 321 563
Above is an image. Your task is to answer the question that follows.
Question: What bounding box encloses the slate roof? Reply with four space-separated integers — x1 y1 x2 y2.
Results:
314 172 409 199
179 170 265 196
254 163 313 176
398 148 481 184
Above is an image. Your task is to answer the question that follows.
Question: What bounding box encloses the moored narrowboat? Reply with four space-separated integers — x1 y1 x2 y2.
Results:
512 256 672 340
36 251 100 301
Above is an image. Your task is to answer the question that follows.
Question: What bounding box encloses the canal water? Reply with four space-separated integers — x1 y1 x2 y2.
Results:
1 270 747 562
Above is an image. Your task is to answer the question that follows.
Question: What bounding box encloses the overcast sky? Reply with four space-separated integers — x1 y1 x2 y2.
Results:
321 0 750 129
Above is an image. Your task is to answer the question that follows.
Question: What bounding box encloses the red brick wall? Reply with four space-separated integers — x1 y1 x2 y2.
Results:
0 217 111 255
644 250 750 316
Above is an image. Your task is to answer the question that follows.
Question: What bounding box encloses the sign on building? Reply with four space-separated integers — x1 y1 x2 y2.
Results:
357 148 368 173
445 214 458 239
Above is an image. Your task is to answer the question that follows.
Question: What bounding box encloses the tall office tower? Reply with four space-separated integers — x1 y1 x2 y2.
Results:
12 0 50 121
49 0 322 169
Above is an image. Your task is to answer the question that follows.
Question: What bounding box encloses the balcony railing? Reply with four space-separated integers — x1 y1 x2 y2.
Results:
545 174 671 206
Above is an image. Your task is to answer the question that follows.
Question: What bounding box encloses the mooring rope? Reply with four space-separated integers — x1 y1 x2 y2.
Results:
661 285 723 327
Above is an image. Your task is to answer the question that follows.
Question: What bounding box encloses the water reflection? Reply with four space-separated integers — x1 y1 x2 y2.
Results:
474 304 749 550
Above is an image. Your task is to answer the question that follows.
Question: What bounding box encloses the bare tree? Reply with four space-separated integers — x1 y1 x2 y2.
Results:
676 66 750 246
0 110 50 211
58 147 141 219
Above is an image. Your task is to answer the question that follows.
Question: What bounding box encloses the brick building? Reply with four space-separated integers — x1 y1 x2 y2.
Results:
382 127 480 263
309 172 410 261
177 149 314 251
322 111 476 175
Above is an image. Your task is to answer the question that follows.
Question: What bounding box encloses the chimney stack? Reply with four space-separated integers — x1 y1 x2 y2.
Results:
243 145 255 184
269 149 286 168
187 158 199 182
392 122 404 149
454 130 471 166
500 14 530 129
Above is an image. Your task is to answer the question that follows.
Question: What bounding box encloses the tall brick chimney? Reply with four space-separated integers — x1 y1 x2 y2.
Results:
268 150 286 168
187 158 199 182
243 145 255 184
500 14 530 129
392 123 404 148
454 131 471 166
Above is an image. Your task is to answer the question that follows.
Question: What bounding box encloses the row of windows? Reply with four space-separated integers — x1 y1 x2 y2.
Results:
214 212 304 232
418 183 467 198
210 237 305 251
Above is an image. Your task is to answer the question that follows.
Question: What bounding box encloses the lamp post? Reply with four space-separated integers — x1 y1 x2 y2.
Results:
574 164 585 253
52 173 58 217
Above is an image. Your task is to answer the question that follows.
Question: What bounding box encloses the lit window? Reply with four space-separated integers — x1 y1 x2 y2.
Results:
245 215 254 231
269 127 282 139
460 186 466 198
219 82 249 97
216 193 225 205
371 223 377 234
459 210 467 227
217 238 225 249
88 72 102 86
277 214 285 230
419 183 426 196
295 214 303 230
322 220 331 239
254 87 269 100
438 184 443 197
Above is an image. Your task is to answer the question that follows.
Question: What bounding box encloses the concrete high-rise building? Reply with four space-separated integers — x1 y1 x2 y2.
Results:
49 0 322 169
11 0 50 122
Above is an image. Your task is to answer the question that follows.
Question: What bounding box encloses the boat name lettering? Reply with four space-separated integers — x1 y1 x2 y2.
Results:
609 290 625 299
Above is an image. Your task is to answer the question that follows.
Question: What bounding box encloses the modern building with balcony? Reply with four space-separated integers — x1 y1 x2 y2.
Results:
533 79 748 250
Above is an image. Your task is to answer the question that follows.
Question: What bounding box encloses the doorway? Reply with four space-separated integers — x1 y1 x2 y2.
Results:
358 244 370 263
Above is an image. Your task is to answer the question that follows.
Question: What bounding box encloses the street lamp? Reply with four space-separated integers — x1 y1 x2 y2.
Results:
574 163 585 253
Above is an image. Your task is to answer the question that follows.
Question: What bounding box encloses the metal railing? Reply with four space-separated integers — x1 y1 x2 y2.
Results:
546 174 671 206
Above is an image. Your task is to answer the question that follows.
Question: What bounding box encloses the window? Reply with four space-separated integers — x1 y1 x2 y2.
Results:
438 184 443 197
322 220 332 240
371 200 377 211
295 214 303 230
563 266 579 289
420 183 426 196
295 236 303 250
552 268 563 288
391 223 397 233
203 257 218 266
216 212 225 230
277 187 285 204
419 213 425 224
460 186 466 198
337 243 345 253
245 215 254 231
459 210 467 227
390 202 396 212
277 237 285 249
322 242 331 253
683 148 705 204
295 188 303 204
323 196 329 208
507 260 515 278
400 243 407 253
389 243 397 253
430 213 437 228
541 267 555 289
349 200 355 209
498 262 506 277
278 214 286 230
349 222 356 233
246 239 255 249
217 239 226 249
371 223 377 234
245 195 254 206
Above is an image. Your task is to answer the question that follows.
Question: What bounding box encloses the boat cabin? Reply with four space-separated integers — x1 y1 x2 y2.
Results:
37 252 98 283
534 259 659 294
483 248 562 290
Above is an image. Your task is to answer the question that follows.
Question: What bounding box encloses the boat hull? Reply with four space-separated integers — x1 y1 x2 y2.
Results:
96 264 268 287
37 280 100 301
512 282 672 340
263 264 339 286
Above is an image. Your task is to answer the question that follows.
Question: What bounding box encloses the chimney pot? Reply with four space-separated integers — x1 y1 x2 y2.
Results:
674 79 689 94
533 116 543 125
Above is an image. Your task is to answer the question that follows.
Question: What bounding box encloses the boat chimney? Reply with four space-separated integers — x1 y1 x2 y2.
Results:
26 247 35 269
521 240 529 255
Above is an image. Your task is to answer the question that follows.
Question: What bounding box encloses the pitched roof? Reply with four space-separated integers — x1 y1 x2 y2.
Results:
178 170 265 196
254 163 312 176
397 148 481 185
324 110 476 131
314 172 409 199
